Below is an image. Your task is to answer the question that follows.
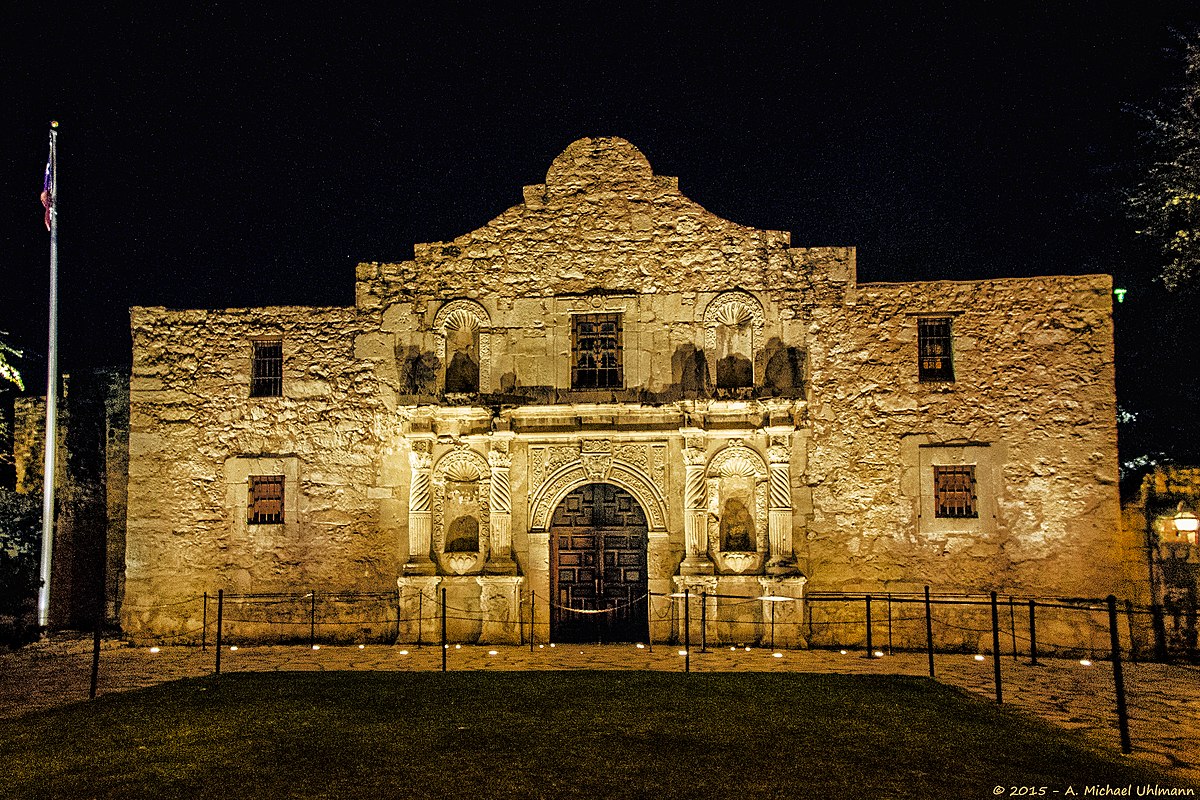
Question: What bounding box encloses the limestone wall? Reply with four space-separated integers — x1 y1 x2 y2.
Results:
802 276 1120 599
121 306 398 639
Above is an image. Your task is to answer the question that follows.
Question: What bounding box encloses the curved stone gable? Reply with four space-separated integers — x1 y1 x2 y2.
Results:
386 137 797 297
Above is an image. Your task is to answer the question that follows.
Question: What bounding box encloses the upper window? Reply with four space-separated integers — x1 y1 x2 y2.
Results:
917 317 954 382
933 465 977 518
248 475 285 524
250 338 283 397
571 314 623 389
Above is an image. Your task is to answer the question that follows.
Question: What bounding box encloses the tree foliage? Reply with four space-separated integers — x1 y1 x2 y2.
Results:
0 334 22 391
0 488 40 645
1128 31 1200 292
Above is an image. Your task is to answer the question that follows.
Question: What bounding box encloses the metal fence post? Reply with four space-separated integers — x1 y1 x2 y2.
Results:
865 594 873 657
683 586 690 673
701 591 708 653
530 591 535 653
990 591 1003 703
1151 602 1168 662
89 613 102 700
1009 595 1018 661
925 586 935 678
1028 599 1038 666
215 589 224 675
1107 595 1133 754
309 590 317 648
417 591 423 648
646 591 653 652
886 594 893 655
441 588 448 673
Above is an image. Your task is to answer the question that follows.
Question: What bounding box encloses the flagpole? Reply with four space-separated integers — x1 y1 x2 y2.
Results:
38 121 59 633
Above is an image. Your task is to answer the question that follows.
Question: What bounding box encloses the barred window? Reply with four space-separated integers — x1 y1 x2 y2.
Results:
571 314 623 389
918 317 954 382
250 338 283 397
933 465 977 518
248 475 285 524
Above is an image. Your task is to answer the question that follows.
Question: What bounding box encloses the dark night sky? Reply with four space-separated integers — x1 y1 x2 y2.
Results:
3 4 1199 474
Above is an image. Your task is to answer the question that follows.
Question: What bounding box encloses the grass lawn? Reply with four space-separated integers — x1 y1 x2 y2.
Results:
0 671 1189 799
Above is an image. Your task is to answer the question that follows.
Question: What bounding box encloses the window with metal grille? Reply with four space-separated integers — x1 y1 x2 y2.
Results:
917 317 954 382
933 465 977 518
250 338 283 397
248 475 285 524
571 314 623 389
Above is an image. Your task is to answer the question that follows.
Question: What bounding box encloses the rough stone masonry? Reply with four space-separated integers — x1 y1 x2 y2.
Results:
114 137 1131 648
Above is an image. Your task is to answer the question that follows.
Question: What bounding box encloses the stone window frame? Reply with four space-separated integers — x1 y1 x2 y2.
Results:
911 442 997 538
225 456 300 537
703 290 765 388
434 299 491 394
249 337 284 398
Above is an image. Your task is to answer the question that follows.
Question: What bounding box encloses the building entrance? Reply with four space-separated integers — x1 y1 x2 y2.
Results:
549 483 649 643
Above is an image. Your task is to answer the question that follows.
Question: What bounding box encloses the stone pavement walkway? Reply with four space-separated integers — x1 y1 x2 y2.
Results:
2 640 1197 785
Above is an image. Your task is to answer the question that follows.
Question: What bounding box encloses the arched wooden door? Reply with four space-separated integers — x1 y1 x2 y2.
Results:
550 484 649 643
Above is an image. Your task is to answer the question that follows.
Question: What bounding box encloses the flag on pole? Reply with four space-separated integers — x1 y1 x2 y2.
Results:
40 128 56 231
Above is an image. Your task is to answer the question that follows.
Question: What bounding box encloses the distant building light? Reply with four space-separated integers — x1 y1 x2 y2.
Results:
1113 288 1127 303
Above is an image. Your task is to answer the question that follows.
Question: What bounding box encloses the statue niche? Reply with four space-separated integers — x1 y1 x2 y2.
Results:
706 443 769 575
434 299 491 395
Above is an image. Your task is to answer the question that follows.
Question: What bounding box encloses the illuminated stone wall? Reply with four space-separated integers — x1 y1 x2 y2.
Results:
120 137 1125 646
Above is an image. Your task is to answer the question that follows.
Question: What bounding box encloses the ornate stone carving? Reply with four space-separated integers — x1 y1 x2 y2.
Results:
580 439 613 481
404 438 436 575
431 447 490 575
529 462 667 532
703 290 765 354
486 437 516 573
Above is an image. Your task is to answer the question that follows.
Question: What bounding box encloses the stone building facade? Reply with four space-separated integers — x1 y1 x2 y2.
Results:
120 137 1124 646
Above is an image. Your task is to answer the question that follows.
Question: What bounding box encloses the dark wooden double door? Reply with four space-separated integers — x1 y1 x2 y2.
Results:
550 484 649 643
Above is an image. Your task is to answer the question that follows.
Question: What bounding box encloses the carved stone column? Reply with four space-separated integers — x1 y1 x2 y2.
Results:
767 436 797 575
486 438 517 574
404 439 436 576
680 439 714 575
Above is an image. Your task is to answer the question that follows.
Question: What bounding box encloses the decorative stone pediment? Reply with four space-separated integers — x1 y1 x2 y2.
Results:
527 440 669 532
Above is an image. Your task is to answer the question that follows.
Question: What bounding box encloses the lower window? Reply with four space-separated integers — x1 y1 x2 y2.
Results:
248 475 285 524
933 465 977 518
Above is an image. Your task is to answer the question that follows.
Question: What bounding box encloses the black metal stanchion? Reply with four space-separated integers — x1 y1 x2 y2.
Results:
1107 595 1133 754
1028 599 1039 666
701 591 708 653
417 591 423 648
769 600 776 651
215 589 224 675
1009 596 1018 661
309 590 317 648
530 591 536 653
683 587 690 673
201 592 208 652
441 588 448 673
646 592 653 652
864 594 873 657
88 613 102 700
887 594 893 655
990 591 1003 703
1124 599 1139 664
1151 603 1168 662
925 586 935 678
